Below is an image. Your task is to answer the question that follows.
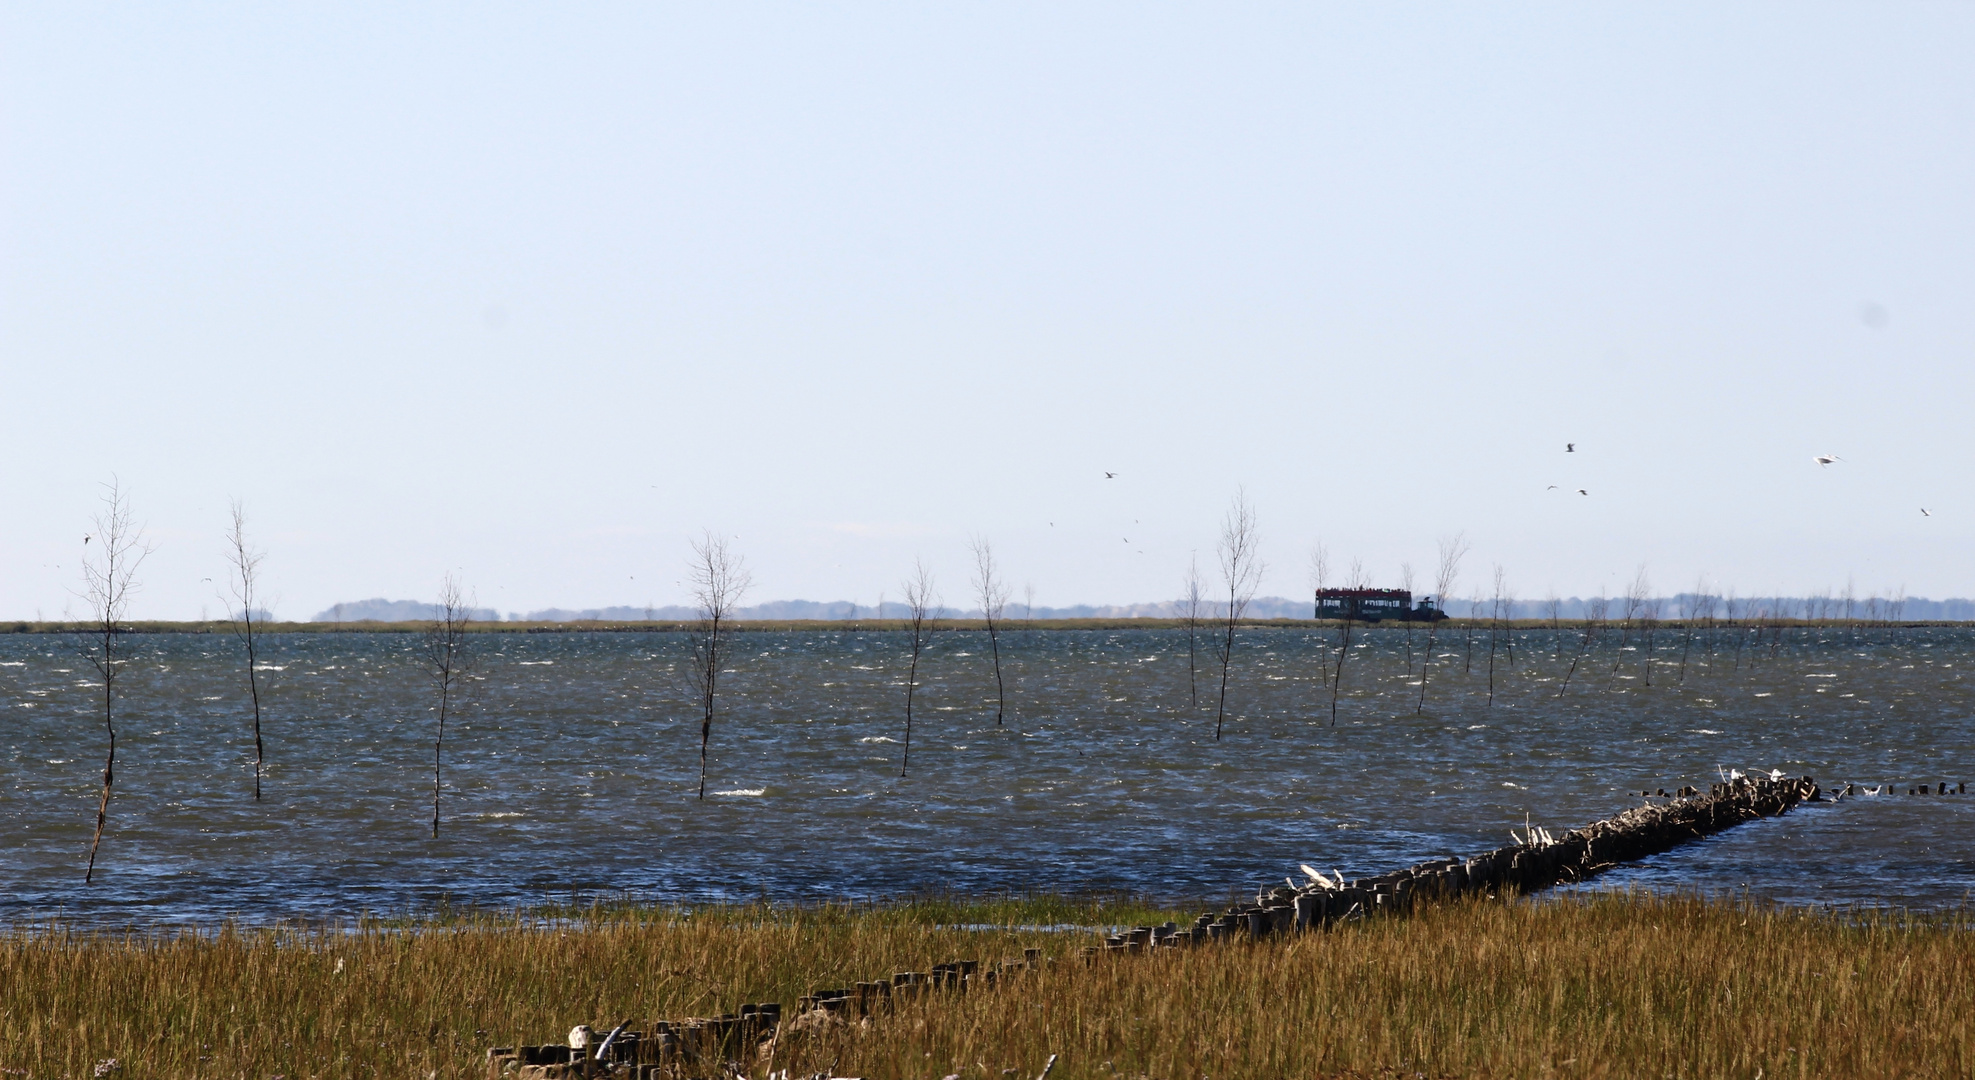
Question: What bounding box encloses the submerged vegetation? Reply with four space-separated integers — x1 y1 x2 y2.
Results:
1 892 1968 1079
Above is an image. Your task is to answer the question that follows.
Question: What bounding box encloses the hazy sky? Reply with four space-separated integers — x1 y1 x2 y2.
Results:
4 3 1972 619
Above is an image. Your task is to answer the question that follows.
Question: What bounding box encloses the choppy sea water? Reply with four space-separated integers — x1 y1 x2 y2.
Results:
3 626 1971 925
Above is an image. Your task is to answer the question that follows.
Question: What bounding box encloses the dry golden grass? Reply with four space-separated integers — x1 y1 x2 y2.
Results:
1 893 1967 1079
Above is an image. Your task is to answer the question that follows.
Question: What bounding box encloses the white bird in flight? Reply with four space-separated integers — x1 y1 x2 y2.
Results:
1921 508 1931 517
1814 454 1841 467
1566 443 1575 452
1104 471 1116 479
1577 489 1589 496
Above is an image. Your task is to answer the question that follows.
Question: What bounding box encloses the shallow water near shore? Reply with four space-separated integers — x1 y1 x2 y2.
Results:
3 625 1972 924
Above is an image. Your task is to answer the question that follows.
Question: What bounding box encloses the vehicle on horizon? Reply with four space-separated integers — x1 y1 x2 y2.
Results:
1314 588 1447 622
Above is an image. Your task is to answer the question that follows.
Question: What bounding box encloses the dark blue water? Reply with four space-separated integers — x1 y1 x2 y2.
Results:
3 625 1970 924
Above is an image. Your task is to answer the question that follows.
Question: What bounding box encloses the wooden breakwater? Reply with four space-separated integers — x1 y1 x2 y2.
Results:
486 774 1832 1079
1210 773 1824 942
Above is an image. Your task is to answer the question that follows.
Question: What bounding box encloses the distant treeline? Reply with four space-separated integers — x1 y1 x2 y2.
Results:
309 593 1975 624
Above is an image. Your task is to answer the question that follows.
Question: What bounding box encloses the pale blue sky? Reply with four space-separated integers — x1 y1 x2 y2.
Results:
4 3 1971 618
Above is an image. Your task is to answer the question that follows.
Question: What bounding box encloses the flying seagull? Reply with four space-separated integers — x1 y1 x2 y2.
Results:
1921 508 1931 517
1814 454 1841 467
1104 471 1116 479
83 535 91 545
1546 485 1558 490
1577 489 1589 496
1566 443 1575 452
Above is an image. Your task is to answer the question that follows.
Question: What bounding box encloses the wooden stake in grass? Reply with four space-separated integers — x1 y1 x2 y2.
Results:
899 560 939 777
969 536 1011 726
1416 533 1464 716
1211 490 1262 741
79 478 150 884
424 575 473 836
224 500 269 800
688 532 751 799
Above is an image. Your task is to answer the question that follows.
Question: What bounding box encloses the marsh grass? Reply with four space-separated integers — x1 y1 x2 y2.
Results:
1 893 1968 1079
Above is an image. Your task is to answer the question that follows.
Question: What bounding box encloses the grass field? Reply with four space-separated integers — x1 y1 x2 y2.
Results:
1 892 1968 1079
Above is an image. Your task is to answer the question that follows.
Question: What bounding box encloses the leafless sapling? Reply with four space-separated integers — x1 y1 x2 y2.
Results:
1558 594 1605 698
1545 593 1564 665
1328 559 1366 726
1211 491 1263 740
1607 567 1648 691
1399 562 1416 676
1181 555 1204 710
970 536 1012 725
1701 587 1720 659
1500 576 1518 670
1463 593 1482 673
424 574 474 837
79 479 150 883
1485 566 1506 707
899 560 939 777
1308 543 1331 688
224 501 269 800
1677 576 1707 684
687 532 752 799
1416 533 1465 716
1639 595 1661 686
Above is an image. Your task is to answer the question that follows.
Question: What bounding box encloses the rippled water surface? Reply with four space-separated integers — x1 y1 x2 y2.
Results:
4 626 1971 923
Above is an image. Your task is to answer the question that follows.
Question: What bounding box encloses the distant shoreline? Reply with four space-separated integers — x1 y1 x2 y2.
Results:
3 617 1970 634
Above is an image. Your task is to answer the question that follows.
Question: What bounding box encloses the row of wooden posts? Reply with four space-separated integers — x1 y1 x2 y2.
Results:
487 772 1862 1079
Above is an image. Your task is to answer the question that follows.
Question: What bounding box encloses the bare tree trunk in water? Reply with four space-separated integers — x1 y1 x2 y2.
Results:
424 575 475 836
687 532 752 799
81 479 150 883
1416 534 1464 716
1399 562 1415 676
1212 491 1263 741
1182 557 1204 710
898 561 939 777
225 501 268 800
1308 544 1330 689
1559 595 1605 698
1330 559 1366 726
970 536 1011 726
